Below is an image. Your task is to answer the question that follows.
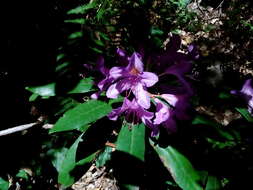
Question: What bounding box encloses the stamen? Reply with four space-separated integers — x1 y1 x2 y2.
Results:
126 90 132 98
148 92 160 98
130 67 140 75
158 72 167 77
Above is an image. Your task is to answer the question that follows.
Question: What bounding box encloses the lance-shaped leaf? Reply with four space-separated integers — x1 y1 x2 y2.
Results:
67 2 97 15
16 169 29 180
64 18 86 24
205 175 222 190
116 123 145 162
48 147 69 173
0 177 9 190
192 115 234 141
58 134 83 187
122 184 140 190
26 78 94 99
50 100 112 133
26 83 56 97
29 93 39 102
76 152 97 166
68 77 94 94
96 147 113 167
150 140 203 190
235 107 253 123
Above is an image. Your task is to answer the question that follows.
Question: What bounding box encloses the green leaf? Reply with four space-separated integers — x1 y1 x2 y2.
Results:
151 26 164 36
192 115 219 128
42 96 50 99
56 53 65 62
192 115 234 141
55 98 80 117
26 83 56 97
122 184 139 190
139 0 147 5
16 169 29 180
116 123 145 161
68 77 94 94
0 177 9 190
171 29 181 34
95 39 105 47
235 107 253 123
77 124 91 132
55 62 70 72
99 32 110 41
150 140 203 190
29 93 39 102
68 31 83 39
205 176 222 190
97 9 106 20
96 1 108 20
206 138 236 149
96 147 113 167
67 2 97 15
152 36 163 48
64 18 86 24
218 92 232 99
76 152 97 166
170 0 191 8
89 46 103 54
58 134 83 187
48 147 69 172
109 96 124 105
165 180 178 187
50 100 112 133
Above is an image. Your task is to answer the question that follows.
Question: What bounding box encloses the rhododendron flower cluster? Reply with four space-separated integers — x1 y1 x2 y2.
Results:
92 36 196 136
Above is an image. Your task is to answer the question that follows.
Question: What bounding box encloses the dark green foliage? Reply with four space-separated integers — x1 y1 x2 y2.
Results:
50 100 112 133
0 178 9 190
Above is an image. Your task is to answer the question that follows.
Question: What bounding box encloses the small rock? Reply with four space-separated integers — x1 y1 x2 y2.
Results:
87 184 95 190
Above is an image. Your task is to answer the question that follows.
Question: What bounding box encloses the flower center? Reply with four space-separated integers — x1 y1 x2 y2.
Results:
129 67 140 75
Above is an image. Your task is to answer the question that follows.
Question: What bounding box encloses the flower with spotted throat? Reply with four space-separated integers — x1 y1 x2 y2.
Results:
106 52 158 109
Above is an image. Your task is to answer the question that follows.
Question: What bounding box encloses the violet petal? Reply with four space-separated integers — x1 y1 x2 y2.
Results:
140 72 159 87
110 66 124 79
128 53 144 73
160 94 178 107
132 83 150 109
106 83 120 99
153 99 170 125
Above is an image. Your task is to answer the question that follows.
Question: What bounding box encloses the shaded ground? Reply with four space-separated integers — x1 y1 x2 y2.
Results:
72 164 118 190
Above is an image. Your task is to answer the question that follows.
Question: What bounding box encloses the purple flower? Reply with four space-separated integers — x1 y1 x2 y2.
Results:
108 98 154 127
163 50 194 95
231 79 253 115
115 48 130 67
96 57 114 91
161 94 191 119
106 52 158 109
160 94 178 107
152 93 191 136
153 35 192 71
188 44 199 60
91 38 196 136
117 48 127 57
148 35 197 96
152 95 178 136
91 57 115 99
173 95 192 120
153 99 170 125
